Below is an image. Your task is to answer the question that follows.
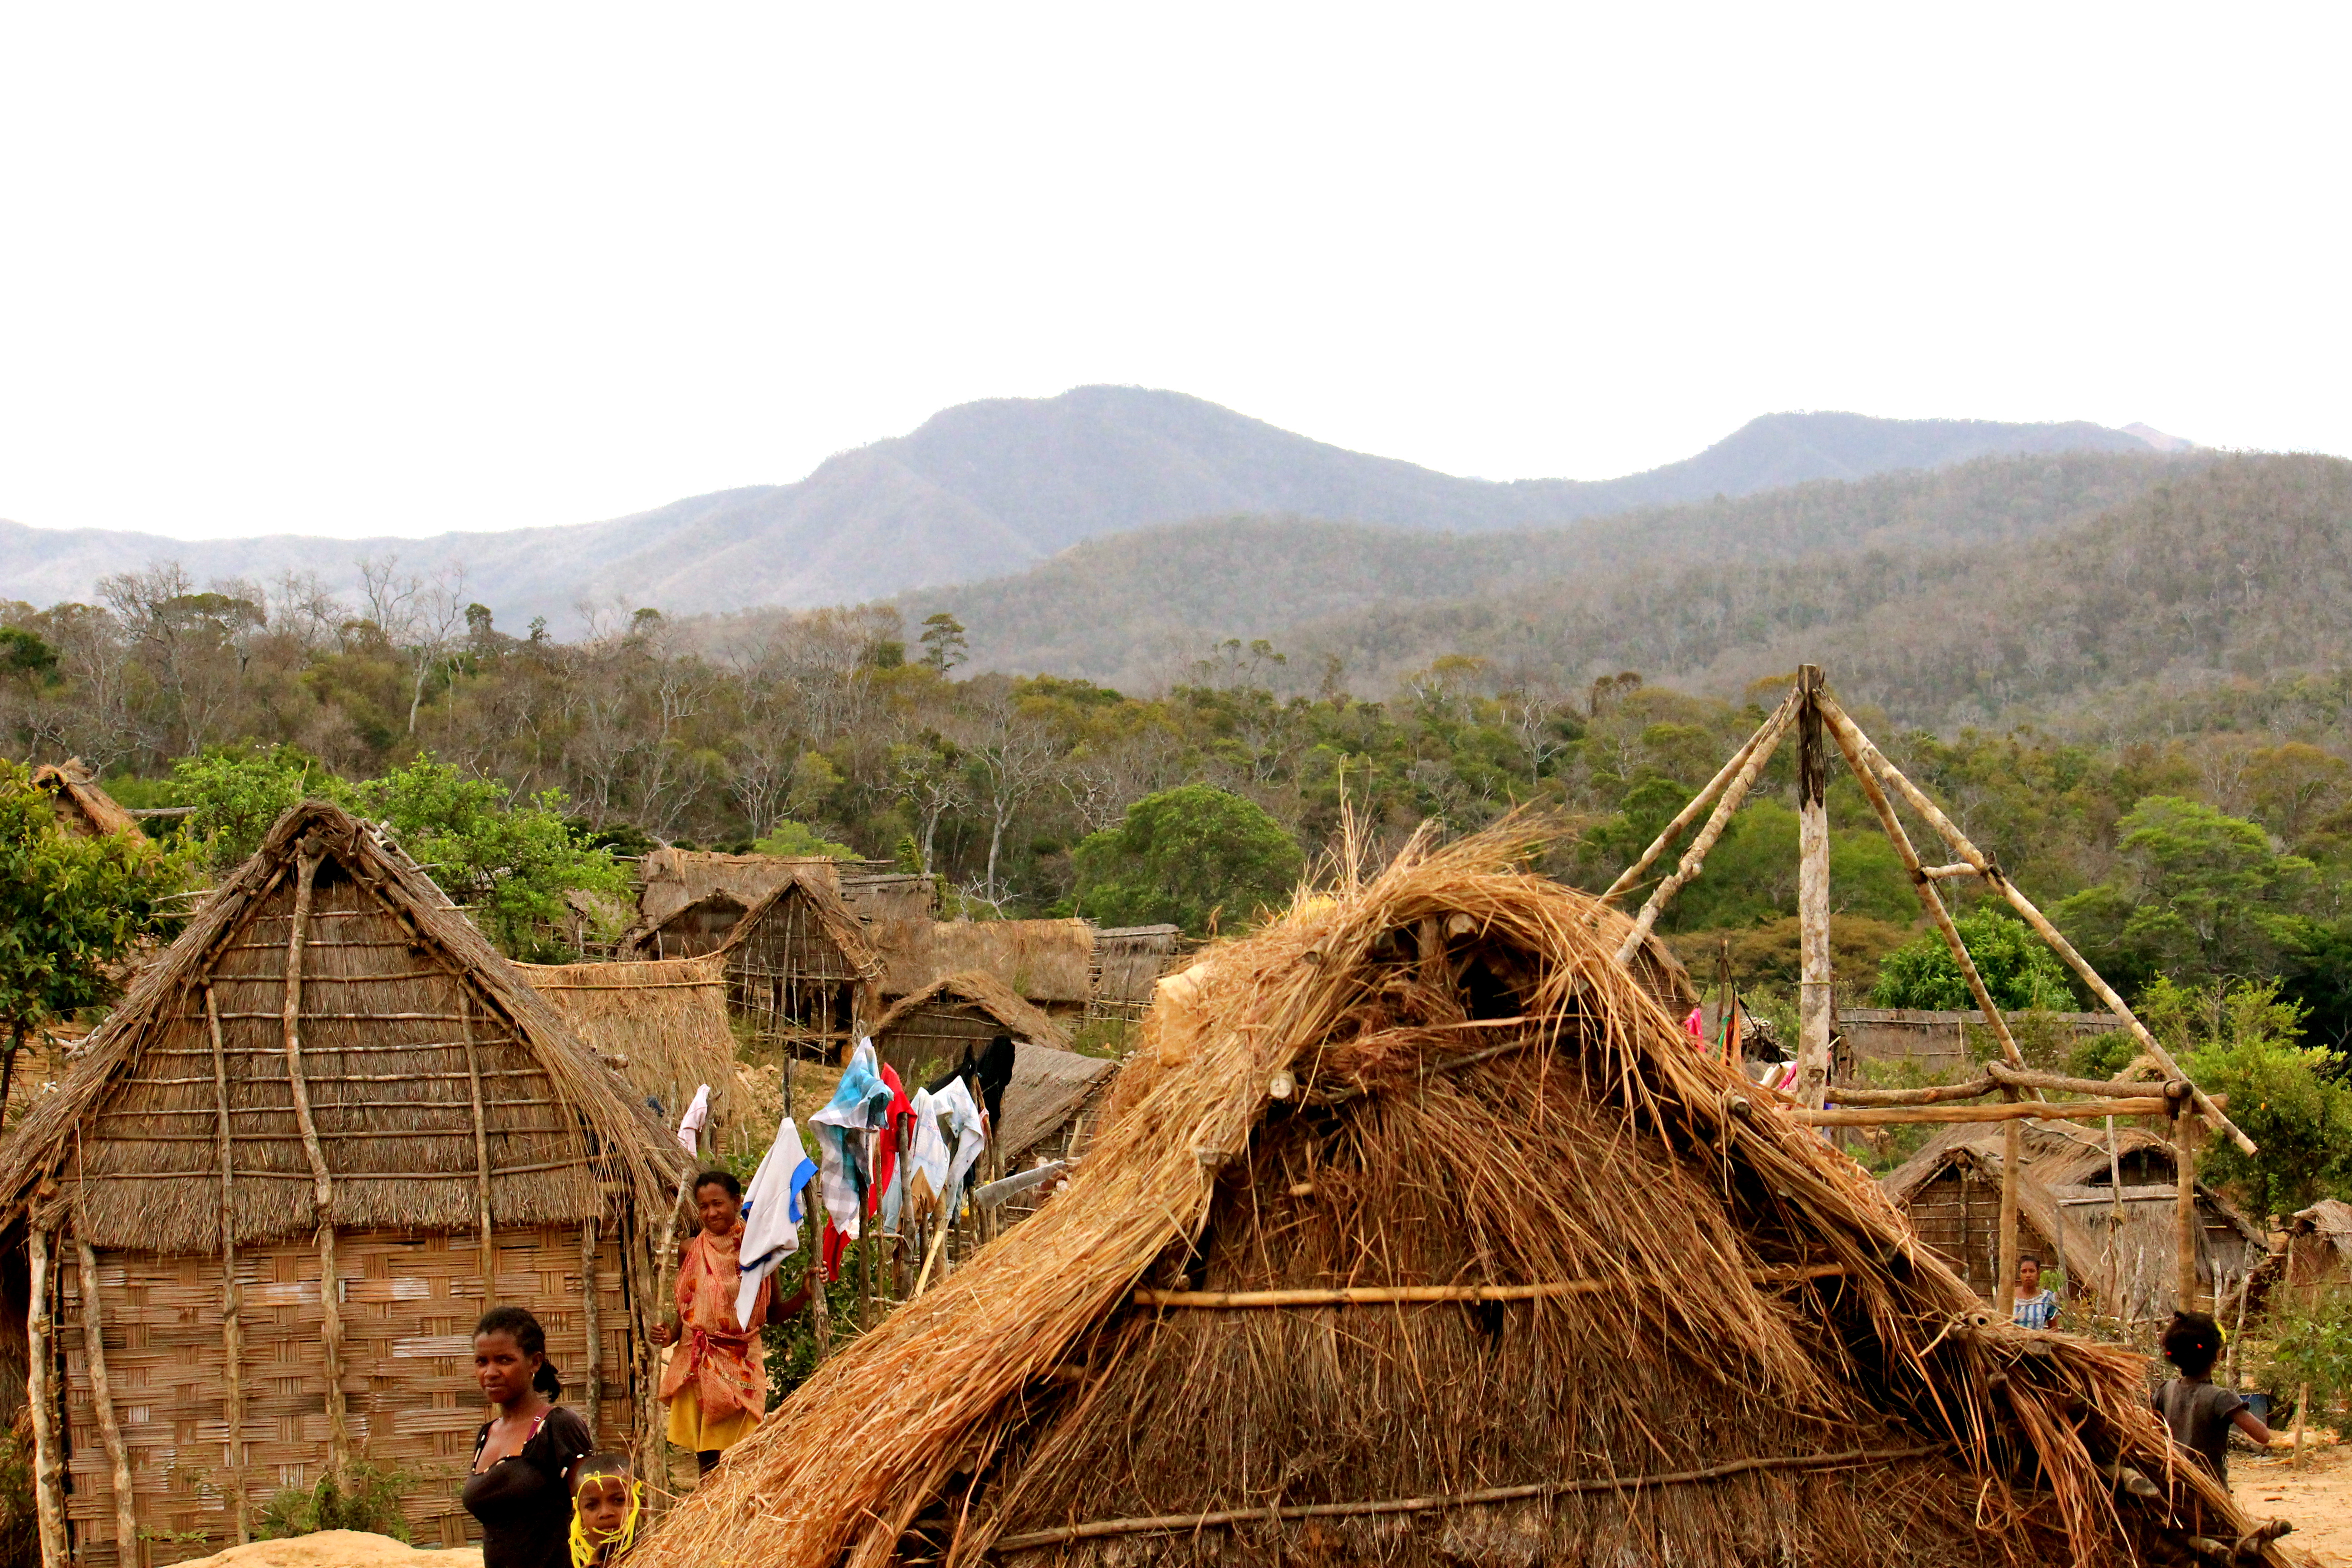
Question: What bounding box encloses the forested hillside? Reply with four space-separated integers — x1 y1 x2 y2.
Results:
901 449 2192 688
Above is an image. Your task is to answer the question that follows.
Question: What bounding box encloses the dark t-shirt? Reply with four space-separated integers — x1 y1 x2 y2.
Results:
2154 1378 2247 1484
464 1404 595 1568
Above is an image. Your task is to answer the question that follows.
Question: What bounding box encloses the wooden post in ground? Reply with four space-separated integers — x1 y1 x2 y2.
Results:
580 1218 603 1440
1793 668 1834 1111
803 1174 831 1359
26 1226 65 1568
74 1230 139 1558
1996 1120 2024 1320
206 984 250 1543
2174 1094 2201 1313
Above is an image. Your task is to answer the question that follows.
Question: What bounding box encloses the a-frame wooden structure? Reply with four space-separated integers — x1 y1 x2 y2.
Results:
1602 666 2254 1318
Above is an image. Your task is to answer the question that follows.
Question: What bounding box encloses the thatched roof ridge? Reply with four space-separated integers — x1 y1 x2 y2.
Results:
872 969 1071 1052
515 953 742 1129
717 871 882 976
0 799 685 1250
635 847 842 930
633 821 2271 1568
869 917 1095 1004
30 758 140 838
1883 1123 2264 1250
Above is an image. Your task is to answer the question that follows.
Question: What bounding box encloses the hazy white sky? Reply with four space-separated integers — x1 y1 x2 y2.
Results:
2 4 2344 543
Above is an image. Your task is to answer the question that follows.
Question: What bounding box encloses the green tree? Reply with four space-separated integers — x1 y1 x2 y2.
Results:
1072 784 1302 936
2052 796 2318 990
918 612 969 673
344 758 628 960
0 761 186 1118
2138 976 2352 1218
1871 908 2078 1011
170 745 342 865
752 819 859 859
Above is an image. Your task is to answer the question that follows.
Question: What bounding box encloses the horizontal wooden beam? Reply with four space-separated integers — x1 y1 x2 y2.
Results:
1133 1263 1843 1309
1790 1097 2169 1127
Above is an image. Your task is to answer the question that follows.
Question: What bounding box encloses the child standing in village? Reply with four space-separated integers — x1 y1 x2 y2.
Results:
2011 1253 2061 1329
2154 1310 2272 1486
652 1170 775 1479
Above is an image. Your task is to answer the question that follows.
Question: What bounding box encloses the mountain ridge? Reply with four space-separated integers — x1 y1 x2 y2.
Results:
0 387 2168 623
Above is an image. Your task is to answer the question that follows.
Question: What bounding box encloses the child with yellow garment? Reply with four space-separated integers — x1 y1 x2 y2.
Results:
568 1453 642 1568
652 1170 775 1477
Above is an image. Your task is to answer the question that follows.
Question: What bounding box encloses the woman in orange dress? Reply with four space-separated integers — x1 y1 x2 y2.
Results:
652 1170 774 1476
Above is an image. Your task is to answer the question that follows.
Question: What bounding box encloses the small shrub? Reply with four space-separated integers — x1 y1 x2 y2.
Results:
255 1462 412 1542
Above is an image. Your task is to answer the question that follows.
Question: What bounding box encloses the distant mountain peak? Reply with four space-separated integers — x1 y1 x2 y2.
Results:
2123 422 2196 453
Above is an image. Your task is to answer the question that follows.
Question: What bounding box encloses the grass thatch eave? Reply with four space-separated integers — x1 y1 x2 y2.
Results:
30 758 141 838
632 818 2276 1568
515 952 742 1131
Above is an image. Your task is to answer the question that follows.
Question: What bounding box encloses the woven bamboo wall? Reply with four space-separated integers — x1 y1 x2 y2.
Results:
1896 1169 2051 1298
54 1223 638 1565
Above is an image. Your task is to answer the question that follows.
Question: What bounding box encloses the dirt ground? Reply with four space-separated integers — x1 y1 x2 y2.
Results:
2238 1443 2352 1565
175 1531 480 1566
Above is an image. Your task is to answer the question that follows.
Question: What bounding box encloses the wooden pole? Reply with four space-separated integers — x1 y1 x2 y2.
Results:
206 985 250 1544
1794 667 1834 1110
1616 701 1797 963
462 1022 497 1310
2105 1115 2127 1323
26 1227 66 1568
1135 1264 1844 1308
1787 1096 2170 1126
279 845 351 1487
1602 687 1801 902
580 1218 603 1440
801 1174 831 1357
1819 691 2253 1157
2175 1099 2200 1313
74 1230 139 1557
1997 1119 2024 1319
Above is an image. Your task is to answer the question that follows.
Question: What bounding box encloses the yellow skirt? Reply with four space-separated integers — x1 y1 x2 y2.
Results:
665 1382 759 1452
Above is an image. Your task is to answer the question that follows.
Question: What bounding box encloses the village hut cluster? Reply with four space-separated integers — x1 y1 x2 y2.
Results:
0 671 2316 1565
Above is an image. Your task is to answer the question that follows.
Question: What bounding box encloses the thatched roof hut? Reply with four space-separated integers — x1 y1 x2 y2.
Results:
30 760 140 839
1881 1122 2267 1322
514 953 742 1137
838 870 938 926
870 970 1071 1086
631 847 838 931
0 801 686 1562
868 917 1096 1015
711 874 883 1057
2283 1199 2352 1289
632 824 2279 1568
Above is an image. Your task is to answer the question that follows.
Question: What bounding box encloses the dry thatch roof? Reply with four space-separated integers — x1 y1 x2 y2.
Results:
872 970 1072 1053
514 953 741 1129
632 821 2273 1568
633 847 841 930
2289 1198 2352 1247
995 1044 1118 1164
0 800 684 1252
870 917 1094 1005
30 758 140 838
838 870 938 926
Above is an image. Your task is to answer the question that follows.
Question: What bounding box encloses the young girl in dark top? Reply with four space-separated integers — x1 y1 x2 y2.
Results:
465 1306 597 1568
2153 1310 2272 1486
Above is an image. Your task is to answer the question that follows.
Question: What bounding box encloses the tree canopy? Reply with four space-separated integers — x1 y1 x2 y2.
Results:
1073 784 1302 936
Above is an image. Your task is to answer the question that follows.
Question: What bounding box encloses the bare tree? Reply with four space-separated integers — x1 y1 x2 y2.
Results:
957 691 1061 905
360 555 470 736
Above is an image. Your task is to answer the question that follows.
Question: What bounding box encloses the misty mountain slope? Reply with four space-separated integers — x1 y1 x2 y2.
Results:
0 387 2168 622
1272 454 2352 727
904 448 2191 686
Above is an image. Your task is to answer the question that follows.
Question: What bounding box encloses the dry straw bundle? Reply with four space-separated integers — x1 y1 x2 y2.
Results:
632 818 2279 1568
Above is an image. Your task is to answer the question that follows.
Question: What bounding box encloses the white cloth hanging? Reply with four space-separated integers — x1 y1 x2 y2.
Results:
903 1087 951 1214
735 1115 818 1327
931 1078 989 1215
809 1040 891 1241
676 1083 711 1156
